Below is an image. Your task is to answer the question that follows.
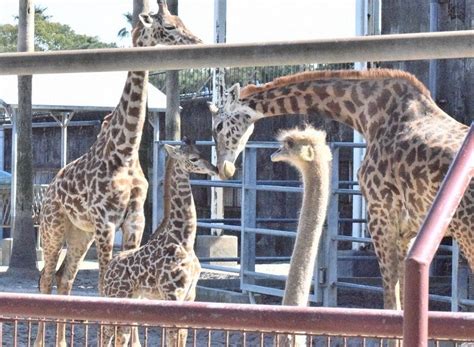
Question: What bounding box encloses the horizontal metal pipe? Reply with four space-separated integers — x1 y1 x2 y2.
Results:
0 31 473 75
0 293 472 340
1 120 100 129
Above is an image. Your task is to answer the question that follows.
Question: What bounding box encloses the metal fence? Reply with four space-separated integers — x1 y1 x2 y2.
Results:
153 139 474 310
150 63 353 99
0 292 472 346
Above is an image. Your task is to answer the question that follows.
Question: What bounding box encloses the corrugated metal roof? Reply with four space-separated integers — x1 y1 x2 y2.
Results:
0 71 166 112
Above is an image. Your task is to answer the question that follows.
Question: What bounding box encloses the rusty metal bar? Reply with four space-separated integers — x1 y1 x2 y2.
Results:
0 293 472 341
0 31 473 75
404 123 474 347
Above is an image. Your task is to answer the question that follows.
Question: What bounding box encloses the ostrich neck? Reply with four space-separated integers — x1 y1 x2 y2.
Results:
282 158 330 307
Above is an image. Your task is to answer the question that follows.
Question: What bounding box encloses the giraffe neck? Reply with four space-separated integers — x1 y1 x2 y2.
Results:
282 154 331 306
242 75 445 142
162 157 197 250
102 70 149 160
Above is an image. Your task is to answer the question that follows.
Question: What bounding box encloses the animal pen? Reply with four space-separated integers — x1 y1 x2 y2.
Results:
0 27 473 347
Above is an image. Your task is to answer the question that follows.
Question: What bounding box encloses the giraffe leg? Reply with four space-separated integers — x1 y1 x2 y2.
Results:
34 211 66 347
102 325 131 347
55 225 94 347
162 291 189 347
366 205 401 310
396 234 417 309
94 222 116 296
121 185 146 251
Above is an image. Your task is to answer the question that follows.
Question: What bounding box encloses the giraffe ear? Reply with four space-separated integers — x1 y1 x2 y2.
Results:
223 83 241 113
301 145 315 162
139 13 154 28
207 101 219 116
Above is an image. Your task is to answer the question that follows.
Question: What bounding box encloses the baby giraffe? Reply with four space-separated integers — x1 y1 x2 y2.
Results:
271 125 332 347
102 138 218 347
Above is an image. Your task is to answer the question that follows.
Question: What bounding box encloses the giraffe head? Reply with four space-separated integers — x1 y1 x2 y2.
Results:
210 83 260 179
271 125 332 170
164 138 218 176
132 0 202 47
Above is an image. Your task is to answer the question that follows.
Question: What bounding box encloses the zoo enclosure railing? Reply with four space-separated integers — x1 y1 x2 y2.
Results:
0 292 472 346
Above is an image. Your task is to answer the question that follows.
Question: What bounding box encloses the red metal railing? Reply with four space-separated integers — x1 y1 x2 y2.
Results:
0 292 473 342
404 123 474 347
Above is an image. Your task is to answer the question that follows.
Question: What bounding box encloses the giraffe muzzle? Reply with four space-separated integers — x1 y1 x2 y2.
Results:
220 161 236 179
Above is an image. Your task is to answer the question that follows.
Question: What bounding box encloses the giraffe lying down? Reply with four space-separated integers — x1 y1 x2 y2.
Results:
102 138 217 347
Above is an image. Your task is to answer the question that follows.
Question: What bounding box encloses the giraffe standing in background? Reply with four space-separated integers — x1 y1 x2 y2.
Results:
103 139 217 347
35 2 202 346
211 69 474 310
271 126 332 347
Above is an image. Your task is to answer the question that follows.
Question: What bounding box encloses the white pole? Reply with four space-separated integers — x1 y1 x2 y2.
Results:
210 0 227 236
352 0 368 249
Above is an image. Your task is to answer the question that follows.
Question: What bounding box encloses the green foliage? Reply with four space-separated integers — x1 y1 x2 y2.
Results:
0 24 18 52
0 6 116 52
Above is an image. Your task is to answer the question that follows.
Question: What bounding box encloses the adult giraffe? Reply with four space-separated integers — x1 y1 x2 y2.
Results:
210 69 474 310
35 2 201 346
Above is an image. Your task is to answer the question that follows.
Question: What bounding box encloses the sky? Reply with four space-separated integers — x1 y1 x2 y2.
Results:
0 0 356 46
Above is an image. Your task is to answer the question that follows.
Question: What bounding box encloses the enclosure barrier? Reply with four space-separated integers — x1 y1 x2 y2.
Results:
404 123 474 347
0 292 473 342
154 139 472 310
0 31 473 75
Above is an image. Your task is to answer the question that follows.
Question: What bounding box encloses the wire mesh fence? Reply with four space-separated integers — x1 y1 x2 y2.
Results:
150 63 354 99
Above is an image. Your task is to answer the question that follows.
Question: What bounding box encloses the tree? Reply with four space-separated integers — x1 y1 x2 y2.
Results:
0 6 116 53
8 0 37 273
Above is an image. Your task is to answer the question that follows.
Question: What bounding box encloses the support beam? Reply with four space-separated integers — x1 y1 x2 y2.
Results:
165 0 180 141
1 31 472 75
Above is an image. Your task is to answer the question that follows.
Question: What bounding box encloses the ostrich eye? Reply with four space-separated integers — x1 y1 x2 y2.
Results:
286 139 295 148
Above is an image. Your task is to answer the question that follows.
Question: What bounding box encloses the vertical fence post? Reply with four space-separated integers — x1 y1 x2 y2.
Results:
241 147 257 291
323 145 340 306
451 240 460 311
152 114 165 232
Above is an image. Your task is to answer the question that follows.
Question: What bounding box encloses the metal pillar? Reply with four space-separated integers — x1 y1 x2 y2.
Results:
241 147 257 290
324 146 340 306
210 0 227 236
151 112 165 232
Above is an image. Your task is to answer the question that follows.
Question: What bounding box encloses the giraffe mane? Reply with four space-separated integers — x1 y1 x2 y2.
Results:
277 125 327 148
240 68 431 99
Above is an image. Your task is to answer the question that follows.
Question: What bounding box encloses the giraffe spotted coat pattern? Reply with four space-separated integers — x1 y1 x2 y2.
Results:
102 140 217 347
211 69 473 310
35 3 202 346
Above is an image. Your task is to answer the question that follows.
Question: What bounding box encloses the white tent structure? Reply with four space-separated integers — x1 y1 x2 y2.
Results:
0 71 166 112
0 71 166 168
0 72 166 240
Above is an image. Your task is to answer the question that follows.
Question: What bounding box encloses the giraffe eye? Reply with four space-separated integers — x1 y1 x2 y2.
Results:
189 157 199 163
216 122 223 133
